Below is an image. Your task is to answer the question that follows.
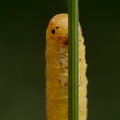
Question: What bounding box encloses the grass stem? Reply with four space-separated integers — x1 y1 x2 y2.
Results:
68 0 79 120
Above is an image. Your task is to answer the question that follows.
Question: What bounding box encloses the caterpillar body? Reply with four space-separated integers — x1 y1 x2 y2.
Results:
45 13 88 120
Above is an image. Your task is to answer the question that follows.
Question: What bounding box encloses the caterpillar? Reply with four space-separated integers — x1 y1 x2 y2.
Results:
45 13 88 120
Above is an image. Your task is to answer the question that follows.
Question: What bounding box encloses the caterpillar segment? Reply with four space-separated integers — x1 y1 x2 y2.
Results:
45 13 88 120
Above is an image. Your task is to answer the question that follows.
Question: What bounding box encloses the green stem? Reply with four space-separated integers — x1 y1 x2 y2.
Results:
68 0 79 120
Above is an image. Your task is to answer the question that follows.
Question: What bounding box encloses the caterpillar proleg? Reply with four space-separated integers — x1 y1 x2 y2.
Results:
45 13 88 120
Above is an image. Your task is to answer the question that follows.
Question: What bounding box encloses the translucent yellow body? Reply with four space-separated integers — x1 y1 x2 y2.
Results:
45 13 88 120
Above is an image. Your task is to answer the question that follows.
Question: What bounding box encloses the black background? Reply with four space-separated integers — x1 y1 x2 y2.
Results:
0 0 120 120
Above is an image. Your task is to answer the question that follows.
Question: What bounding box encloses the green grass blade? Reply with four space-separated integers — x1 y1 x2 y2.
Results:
68 0 79 120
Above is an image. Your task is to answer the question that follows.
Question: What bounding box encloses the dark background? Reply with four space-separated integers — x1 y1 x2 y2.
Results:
0 0 120 120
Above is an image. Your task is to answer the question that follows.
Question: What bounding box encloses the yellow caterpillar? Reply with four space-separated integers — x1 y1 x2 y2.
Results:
45 13 88 120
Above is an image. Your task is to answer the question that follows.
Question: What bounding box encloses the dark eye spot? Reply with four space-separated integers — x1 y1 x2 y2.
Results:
56 26 59 29
51 29 55 34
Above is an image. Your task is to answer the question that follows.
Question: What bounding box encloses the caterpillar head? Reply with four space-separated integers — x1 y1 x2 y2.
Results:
47 13 68 45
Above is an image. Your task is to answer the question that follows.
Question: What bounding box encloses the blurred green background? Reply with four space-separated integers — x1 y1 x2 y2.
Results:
0 0 120 120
